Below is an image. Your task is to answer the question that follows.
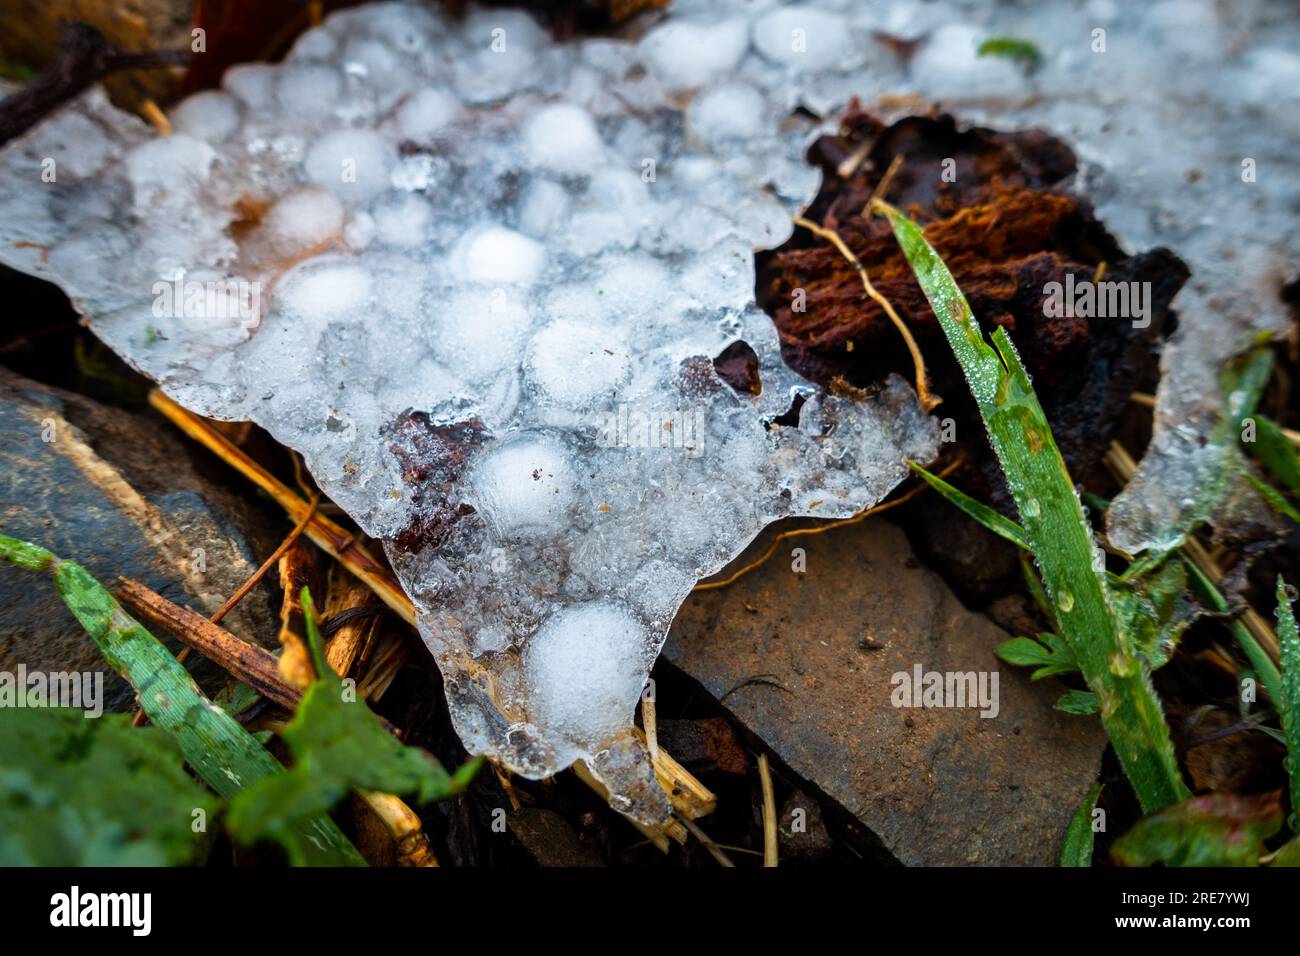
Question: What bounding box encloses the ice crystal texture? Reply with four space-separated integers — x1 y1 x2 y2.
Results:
2 0 1295 818
0 2 945 822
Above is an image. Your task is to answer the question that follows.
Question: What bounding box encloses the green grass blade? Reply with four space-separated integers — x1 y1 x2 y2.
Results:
1277 577 1300 826
875 201 1189 813
0 532 365 866
1247 414 1300 495
1184 559 1282 706
907 461 1030 549
1060 781 1102 866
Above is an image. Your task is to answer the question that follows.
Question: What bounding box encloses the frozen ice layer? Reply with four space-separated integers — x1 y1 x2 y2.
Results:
0 2 941 822
3 0 1294 822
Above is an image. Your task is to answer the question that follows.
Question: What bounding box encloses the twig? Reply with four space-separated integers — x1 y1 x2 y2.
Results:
679 815 736 868
324 569 382 677
758 753 778 868
357 790 438 866
212 496 318 626
138 98 171 136
642 693 660 764
793 214 938 410
0 22 192 146
149 389 413 623
118 578 302 711
861 153 904 215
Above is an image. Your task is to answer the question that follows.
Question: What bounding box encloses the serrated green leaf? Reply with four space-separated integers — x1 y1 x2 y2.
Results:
1055 690 1100 715
995 633 1078 680
0 709 217 866
1060 781 1102 866
1112 792 1282 867
995 636 1056 667
226 588 481 862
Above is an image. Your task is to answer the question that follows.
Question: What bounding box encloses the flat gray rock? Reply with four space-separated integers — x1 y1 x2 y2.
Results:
664 518 1106 866
0 369 281 712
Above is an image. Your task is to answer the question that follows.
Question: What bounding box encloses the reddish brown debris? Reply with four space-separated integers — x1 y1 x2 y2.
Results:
384 411 485 554
758 106 1189 491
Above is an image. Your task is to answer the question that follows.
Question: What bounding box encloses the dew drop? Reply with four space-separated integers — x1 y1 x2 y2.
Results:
1022 497 1041 519
1058 590 1075 614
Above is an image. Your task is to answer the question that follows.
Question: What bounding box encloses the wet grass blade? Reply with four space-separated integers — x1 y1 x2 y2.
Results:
908 461 1029 550
1185 559 1282 706
1060 782 1102 866
1247 414 1300 495
0 532 365 866
874 200 1189 813
1277 577 1300 825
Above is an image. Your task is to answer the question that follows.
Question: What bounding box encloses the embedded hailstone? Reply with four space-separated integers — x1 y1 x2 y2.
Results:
5 0 1290 822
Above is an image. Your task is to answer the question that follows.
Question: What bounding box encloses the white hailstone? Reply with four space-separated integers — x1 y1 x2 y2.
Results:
262 189 345 255
638 18 751 92
517 179 570 237
522 103 605 174
373 194 433 247
343 212 376 250
431 288 533 379
752 6 855 67
686 82 767 144
396 88 460 141
277 259 372 320
468 437 575 534
910 24 1023 97
170 91 242 142
221 63 278 107
524 319 632 408
277 64 344 117
454 225 546 285
524 603 647 742
303 129 395 202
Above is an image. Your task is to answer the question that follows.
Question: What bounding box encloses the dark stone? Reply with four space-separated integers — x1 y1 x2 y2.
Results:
657 716 750 777
664 518 1107 866
779 791 833 863
0 368 281 712
507 807 604 867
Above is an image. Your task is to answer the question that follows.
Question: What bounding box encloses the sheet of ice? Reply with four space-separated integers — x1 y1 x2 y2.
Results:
0 2 941 823
2 0 1295 820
